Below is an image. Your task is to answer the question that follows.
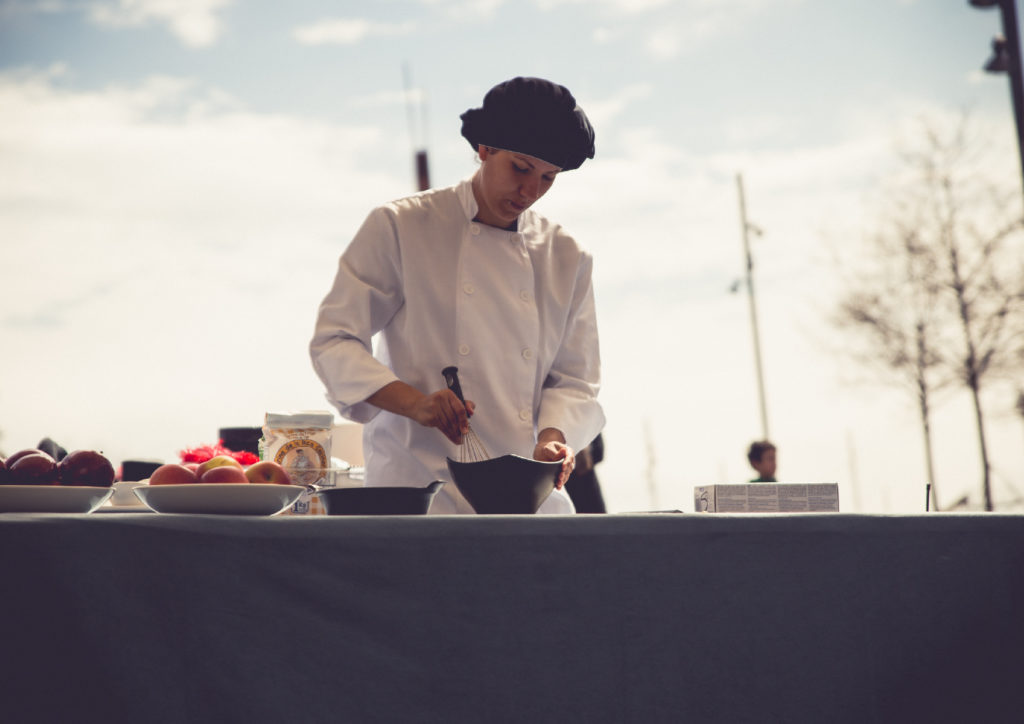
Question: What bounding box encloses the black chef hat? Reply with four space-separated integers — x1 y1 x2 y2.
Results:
460 77 595 171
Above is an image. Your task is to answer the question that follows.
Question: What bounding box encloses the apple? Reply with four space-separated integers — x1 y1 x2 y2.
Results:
57 450 116 487
4 448 48 469
194 455 243 479
183 462 200 475
8 453 59 485
199 465 249 484
244 460 293 486
149 464 199 486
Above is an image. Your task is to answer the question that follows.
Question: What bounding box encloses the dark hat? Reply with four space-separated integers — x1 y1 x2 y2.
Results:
460 77 595 171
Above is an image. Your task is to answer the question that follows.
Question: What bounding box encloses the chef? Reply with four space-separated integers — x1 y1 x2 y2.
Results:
309 76 604 514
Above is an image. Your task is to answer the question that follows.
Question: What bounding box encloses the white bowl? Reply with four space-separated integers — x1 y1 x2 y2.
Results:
134 484 306 515
0 485 114 513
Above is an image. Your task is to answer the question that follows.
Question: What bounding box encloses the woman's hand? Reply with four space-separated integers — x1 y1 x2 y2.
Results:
410 389 475 445
534 428 574 489
367 381 474 445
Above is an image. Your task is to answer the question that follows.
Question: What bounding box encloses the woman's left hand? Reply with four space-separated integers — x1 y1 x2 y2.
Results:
534 433 575 489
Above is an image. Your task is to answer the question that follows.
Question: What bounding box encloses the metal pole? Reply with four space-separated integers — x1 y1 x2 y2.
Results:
736 173 770 440
972 0 1024 203
403 63 430 191
999 0 1024 201
415 149 430 192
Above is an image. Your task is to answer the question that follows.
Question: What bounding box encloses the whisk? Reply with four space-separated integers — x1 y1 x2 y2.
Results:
442 366 490 462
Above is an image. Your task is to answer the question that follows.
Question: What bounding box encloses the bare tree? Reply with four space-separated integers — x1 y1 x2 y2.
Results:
913 120 1024 511
836 114 1024 511
834 217 951 511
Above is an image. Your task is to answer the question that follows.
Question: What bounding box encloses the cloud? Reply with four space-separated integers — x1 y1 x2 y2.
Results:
292 17 414 46
0 67 398 324
535 0 799 22
578 82 653 128
0 67 413 466
412 0 504 19
533 0 799 60
533 0 671 12
88 0 234 48
2 281 118 329
640 7 747 59
0 0 67 16
349 88 426 109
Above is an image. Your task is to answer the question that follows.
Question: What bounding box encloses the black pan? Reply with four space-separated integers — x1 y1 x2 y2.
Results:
318 480 445 516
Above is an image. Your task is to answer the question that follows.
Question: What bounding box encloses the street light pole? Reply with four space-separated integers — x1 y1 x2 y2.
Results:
403 62 431 191
736 173 770 441
970 0 1024 203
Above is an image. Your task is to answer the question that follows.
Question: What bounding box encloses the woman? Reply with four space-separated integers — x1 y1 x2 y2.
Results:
309 76 604 514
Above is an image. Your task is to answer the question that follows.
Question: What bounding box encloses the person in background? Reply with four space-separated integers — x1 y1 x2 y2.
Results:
564 432 606 513
747 440 777 482
309 76 604 515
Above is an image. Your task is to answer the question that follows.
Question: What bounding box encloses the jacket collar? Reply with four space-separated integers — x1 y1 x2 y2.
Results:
455 174 526 234
456 175 479 222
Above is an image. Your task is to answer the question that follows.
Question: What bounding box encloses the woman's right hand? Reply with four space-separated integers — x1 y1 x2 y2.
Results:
410 388 475 445
367 381 474 444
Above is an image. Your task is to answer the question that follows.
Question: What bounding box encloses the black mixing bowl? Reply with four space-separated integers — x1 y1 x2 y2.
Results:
446 454 561 514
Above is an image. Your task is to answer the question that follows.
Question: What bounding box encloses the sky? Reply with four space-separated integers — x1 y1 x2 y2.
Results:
1 0 1023 513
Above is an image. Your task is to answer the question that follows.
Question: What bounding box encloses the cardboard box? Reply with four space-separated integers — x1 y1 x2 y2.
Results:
694 483 839 513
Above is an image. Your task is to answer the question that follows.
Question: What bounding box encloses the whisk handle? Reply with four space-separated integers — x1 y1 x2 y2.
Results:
441 366 466 403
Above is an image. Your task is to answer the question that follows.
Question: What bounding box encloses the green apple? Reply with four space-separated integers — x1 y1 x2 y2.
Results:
194 455 243 479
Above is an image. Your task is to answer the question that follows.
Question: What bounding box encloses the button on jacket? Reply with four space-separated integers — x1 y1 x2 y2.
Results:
310 177 604 514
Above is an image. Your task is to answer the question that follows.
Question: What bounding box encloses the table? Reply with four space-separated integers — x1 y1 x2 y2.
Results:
2 512 1022 723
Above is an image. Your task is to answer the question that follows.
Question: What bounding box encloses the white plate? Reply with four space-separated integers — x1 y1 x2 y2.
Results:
0 485 114 513
134 484 306 515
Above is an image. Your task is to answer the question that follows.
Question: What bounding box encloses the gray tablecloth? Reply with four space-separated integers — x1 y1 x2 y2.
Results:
1 512 1022 723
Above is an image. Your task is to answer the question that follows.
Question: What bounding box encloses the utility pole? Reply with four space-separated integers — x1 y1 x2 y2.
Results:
643 419 658 510
403 62 430 191
736 173 770 440
969 0 1024 205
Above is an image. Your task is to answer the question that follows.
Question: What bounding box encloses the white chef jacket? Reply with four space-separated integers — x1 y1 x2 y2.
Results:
309 176 604 514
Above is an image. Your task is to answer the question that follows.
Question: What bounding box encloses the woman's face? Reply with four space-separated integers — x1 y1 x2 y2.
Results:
471 147 560 228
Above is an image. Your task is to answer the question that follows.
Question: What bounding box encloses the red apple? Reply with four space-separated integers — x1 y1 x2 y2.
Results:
4 448 48 469
244 460 293 486
194 455 243 479
149 463 199 486
57 450 116 487
183 462 200 475
8 453 59 485
199 465 249 484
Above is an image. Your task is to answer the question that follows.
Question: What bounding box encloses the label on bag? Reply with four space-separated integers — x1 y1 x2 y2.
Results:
261 411 334 515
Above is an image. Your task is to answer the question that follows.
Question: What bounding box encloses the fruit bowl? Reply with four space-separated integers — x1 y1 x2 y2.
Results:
0 485 114 514
445 454 560 514
318 480 445 516
134 484 305 515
